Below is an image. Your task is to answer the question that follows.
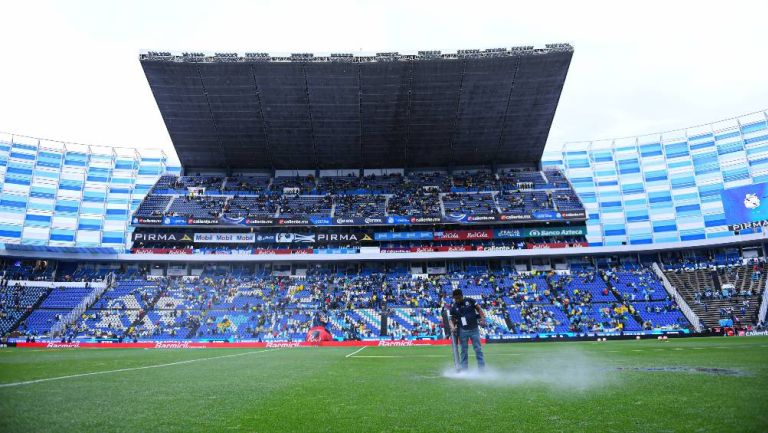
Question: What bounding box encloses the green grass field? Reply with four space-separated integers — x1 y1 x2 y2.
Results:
1 336 767 433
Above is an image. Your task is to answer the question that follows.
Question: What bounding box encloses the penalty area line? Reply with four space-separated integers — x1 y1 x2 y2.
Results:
0 348 281 388
345 346 368 358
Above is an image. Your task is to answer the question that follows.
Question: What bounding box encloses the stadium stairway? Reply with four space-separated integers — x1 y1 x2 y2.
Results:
602 277 647 330
15 281 112 338
388 309 413 331
49 282 112 336
663 264 766 328
185 314 202 338
325 313 348 339
125 282 167 334
346 310 380 337
438 194 447 218
2 285 53 336
502 309 515 330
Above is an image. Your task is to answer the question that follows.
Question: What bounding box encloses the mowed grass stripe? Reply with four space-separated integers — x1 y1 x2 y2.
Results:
0 348 353 433
0 348 281 388
0 338 765 433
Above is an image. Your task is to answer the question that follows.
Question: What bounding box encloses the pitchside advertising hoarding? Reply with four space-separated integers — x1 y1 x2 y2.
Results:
133 210 587 227
261 233 372 244
722 182 768 230
194 233 255 243
12 340 454 349
132 232 193 243
134 232 373 245
375 226 586 242
133 227 586 245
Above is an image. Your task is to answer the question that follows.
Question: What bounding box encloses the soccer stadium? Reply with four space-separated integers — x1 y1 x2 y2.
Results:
1 3 767 433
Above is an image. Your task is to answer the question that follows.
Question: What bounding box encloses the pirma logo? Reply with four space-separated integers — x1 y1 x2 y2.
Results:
744 193 760 210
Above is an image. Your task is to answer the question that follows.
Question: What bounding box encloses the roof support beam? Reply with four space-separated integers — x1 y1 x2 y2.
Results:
449 59 468 169
249 65 275 170
357 63 364 169
301 63 320 170
493 58 521 162
196 65 230 169
403 61 414 169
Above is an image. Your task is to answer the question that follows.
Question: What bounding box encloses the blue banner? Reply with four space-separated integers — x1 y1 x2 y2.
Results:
722 182 768 226
254 233 276 243
313 248 359 254
310 217 332 225
531 210 561 220
374 231 432 241
385 216 412 225
164 216 188 225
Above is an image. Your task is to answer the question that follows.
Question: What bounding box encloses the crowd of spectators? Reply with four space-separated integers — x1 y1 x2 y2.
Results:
386 188 442 216
139 169 584 221
165 196 227 219
442 193 499 215
224 196 279 218
3 261 707 342
277 194 333 217
334 195 387 218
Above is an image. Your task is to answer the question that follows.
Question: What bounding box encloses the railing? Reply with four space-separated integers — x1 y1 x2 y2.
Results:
49 275 113 336
652 262 703 332
758 277 768 325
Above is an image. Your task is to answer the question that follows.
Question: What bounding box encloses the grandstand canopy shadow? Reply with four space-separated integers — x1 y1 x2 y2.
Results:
140 46 573 171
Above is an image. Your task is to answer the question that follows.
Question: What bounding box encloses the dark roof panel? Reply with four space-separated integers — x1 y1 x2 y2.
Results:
141 47 572 170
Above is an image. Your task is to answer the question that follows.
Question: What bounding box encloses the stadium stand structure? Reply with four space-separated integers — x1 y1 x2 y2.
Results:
1 46 767 346
131 170 584 224
662 261 765 328
1 256 718 342
0 284 50 335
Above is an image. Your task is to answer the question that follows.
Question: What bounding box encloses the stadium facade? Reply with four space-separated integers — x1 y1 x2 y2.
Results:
0 135 180 250
0 110 766 252
543 110 768 246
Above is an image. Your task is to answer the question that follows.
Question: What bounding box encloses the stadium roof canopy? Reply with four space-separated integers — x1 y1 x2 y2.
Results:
140 44 573 171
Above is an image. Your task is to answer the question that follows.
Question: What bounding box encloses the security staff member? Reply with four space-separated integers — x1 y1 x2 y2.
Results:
449 288 486 371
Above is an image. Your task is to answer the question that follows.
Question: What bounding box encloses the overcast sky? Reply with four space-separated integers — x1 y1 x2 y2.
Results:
1 0 766 162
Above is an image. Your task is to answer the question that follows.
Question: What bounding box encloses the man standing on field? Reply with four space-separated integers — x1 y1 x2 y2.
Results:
449 288 486 371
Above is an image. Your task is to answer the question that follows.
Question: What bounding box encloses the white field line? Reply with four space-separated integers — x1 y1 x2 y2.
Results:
345 346 367 358
350 353 508 358
351 355 445 358
0 348 280 388
345 341 768 359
